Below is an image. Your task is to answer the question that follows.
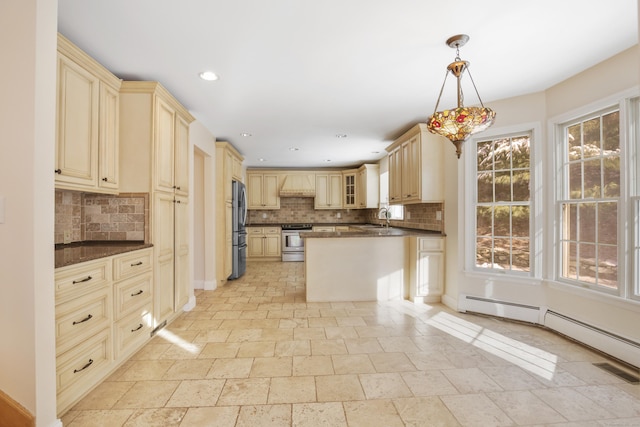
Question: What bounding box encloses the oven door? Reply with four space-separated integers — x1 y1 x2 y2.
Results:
282 231 304 252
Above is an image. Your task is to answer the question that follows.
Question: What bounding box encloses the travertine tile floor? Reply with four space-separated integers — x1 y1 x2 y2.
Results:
62 261 640 426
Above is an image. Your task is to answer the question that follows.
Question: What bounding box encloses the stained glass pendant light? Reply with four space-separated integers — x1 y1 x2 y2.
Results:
427 34 496 158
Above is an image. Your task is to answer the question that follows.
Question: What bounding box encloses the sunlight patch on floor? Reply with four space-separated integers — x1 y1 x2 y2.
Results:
427 311 559 380
155 328 200 354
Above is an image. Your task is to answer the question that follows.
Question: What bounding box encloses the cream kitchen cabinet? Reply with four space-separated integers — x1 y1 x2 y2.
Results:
119 81 195 328
315 173 343 209
247 227 281 259
356 164 380 209
55 34 121 194
215 142 244 284
54 247 154 416
342 170 357 208
407 236 445 303
386 123 444 204
247 172 280 209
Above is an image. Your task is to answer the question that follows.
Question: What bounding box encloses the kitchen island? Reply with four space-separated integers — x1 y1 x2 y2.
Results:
303 226 444 303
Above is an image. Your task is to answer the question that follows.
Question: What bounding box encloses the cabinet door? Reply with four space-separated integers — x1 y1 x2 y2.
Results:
248 234 265 258
154 97 176 192
174 196 190 310
153 192 175 325
98 83 119 191
389 148 402 204
357 169 366 208
174 115 190 196
264 234 281 257
416 251 444 297
262 174 280 209
56 54 99 188
343 173 356 208
247 174 264 209
315 175 329 209
402 136 420 201
329 174 343 208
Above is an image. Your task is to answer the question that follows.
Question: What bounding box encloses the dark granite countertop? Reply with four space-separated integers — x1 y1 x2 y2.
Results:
55 241 153 268
300 224 445 238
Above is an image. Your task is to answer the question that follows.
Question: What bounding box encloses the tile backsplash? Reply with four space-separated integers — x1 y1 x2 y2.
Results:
247 197 444 233
55 189 149 244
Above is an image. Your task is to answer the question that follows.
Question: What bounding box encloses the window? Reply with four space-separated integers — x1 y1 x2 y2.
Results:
474 133 531 273
557 107 620 291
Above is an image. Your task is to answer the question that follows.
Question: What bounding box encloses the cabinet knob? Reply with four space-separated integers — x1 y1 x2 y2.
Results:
54 169 61 174
102 177 108 182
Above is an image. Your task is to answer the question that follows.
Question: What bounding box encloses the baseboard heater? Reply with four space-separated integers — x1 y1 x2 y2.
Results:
544 310 640 368
458 294 541 324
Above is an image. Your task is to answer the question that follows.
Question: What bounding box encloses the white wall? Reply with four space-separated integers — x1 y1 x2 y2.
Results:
0 0 58 425
442 46 640 351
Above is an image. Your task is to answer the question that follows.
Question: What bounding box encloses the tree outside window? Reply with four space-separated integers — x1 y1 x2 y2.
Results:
475 134 531 272
559 109 620 289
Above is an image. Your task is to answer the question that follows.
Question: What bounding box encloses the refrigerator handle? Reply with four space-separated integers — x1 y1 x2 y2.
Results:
241 185 248 227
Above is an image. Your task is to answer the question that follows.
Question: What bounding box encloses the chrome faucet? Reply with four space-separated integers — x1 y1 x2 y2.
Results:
379 207 391 228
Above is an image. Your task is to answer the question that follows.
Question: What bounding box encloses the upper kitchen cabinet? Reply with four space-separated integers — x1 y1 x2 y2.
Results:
386 123 444 204
55 34 122 194
118 81 195 196
315 173 343 209
342 169 357 209
356 164 380 209
247 171 280 209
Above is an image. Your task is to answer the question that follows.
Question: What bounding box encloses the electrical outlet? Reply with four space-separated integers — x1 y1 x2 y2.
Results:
262 213 267 219
436 211 442 221
336 212 341 219
406 211 411 220
63 230 71 244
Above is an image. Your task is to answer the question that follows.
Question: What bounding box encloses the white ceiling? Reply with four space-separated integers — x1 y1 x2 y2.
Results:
57 1 638 168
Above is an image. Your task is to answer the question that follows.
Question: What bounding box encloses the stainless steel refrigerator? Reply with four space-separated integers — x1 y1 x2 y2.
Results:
229 180 247 279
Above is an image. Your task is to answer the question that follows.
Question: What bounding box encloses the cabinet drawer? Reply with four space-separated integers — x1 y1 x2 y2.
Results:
418 237 444 251
55 287 112 355
263 227 280 234
113 248 152 281
335 226 350 232
114 272 153 320
114 302 153 359
56 328 112 412
247 227 263 235
313 226 335 232
55 258 110 302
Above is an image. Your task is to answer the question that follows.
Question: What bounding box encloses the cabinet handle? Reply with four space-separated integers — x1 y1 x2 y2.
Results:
131 323 144 332
173 185 181 190
72 276 92 284
72 314 93 325
131 290 144 297
54 169 62 174
73 359 93 373
176 200 181 204
176 186 181 190
131 261 143 267
102 177 108 182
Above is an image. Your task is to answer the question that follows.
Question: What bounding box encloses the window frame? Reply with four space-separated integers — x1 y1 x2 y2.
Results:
550 91 638 300
464 123 541 279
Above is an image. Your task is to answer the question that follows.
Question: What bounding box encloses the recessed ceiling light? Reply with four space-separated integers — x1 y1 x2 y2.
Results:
259 158 266 162
324 159 332 162
335 134 348 138
289 147 300 151
371 151 380 154
240 132 252 137
199 71 219 81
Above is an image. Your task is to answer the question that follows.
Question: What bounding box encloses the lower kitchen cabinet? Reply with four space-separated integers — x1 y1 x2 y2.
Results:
54 247 153 416
407 236 445 303
247 226 281 259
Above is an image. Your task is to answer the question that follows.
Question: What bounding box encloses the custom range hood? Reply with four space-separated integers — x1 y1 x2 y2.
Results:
279 174 316 197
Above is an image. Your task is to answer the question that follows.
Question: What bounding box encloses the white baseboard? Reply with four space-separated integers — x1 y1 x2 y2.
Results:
193 279 204 290
182 295 197 312
441 294 458 311
204 280 217 291
458 294 541 324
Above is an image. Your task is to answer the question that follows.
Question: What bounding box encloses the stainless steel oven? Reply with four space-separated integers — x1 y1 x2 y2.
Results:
281 224 312 262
